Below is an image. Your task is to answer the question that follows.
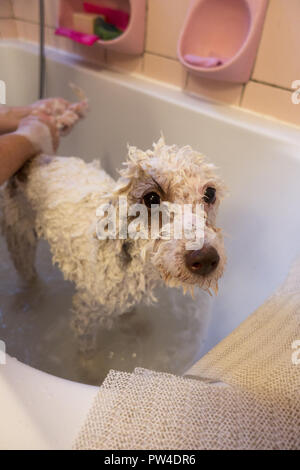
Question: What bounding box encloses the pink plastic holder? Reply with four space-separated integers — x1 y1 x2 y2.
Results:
57 0 146 55
178 0 269 83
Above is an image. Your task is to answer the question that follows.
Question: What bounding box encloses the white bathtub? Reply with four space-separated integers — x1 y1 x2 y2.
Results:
0 40 300 449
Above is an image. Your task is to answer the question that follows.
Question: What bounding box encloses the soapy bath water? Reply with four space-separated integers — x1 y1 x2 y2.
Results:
0 235 212 385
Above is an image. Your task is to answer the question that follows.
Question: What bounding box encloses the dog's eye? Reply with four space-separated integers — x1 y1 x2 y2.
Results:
143 192 161 208
204 187 216 204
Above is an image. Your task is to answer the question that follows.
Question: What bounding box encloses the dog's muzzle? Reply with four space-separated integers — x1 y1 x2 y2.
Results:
185 246 220 276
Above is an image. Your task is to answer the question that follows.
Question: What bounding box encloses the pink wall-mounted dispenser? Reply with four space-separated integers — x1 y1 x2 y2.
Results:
177 0 269 83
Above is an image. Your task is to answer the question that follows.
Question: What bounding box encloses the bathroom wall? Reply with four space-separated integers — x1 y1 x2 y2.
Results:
0 0 299 127
0 0 17 39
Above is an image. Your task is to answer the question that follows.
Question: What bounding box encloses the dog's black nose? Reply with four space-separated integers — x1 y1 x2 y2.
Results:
185 246 220 276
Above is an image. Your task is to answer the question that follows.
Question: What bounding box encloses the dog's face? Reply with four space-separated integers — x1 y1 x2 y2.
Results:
115 138 227 296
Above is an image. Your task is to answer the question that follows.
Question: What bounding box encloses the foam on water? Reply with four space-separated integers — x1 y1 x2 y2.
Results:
0 234 211 385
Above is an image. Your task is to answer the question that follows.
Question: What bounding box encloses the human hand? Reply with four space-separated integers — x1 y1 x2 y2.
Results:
30 95 88 136
15 112 59 155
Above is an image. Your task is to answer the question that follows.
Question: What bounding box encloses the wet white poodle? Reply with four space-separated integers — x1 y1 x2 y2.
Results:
1 137 226 353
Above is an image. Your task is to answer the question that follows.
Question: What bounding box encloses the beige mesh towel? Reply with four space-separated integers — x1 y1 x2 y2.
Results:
74 259 300 450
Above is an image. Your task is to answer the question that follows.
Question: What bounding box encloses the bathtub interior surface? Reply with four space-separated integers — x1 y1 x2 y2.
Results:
1 42 300 384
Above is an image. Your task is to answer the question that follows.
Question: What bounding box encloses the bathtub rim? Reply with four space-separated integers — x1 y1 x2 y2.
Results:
1 39 300 146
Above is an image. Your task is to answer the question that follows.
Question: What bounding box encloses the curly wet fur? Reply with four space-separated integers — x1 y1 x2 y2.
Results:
0 138 226 353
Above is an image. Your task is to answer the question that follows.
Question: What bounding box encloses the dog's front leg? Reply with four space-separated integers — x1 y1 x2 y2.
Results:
0 179 37 282
70 291 114 357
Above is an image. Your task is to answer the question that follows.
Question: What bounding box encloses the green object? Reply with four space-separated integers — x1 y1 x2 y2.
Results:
94 17 123 41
